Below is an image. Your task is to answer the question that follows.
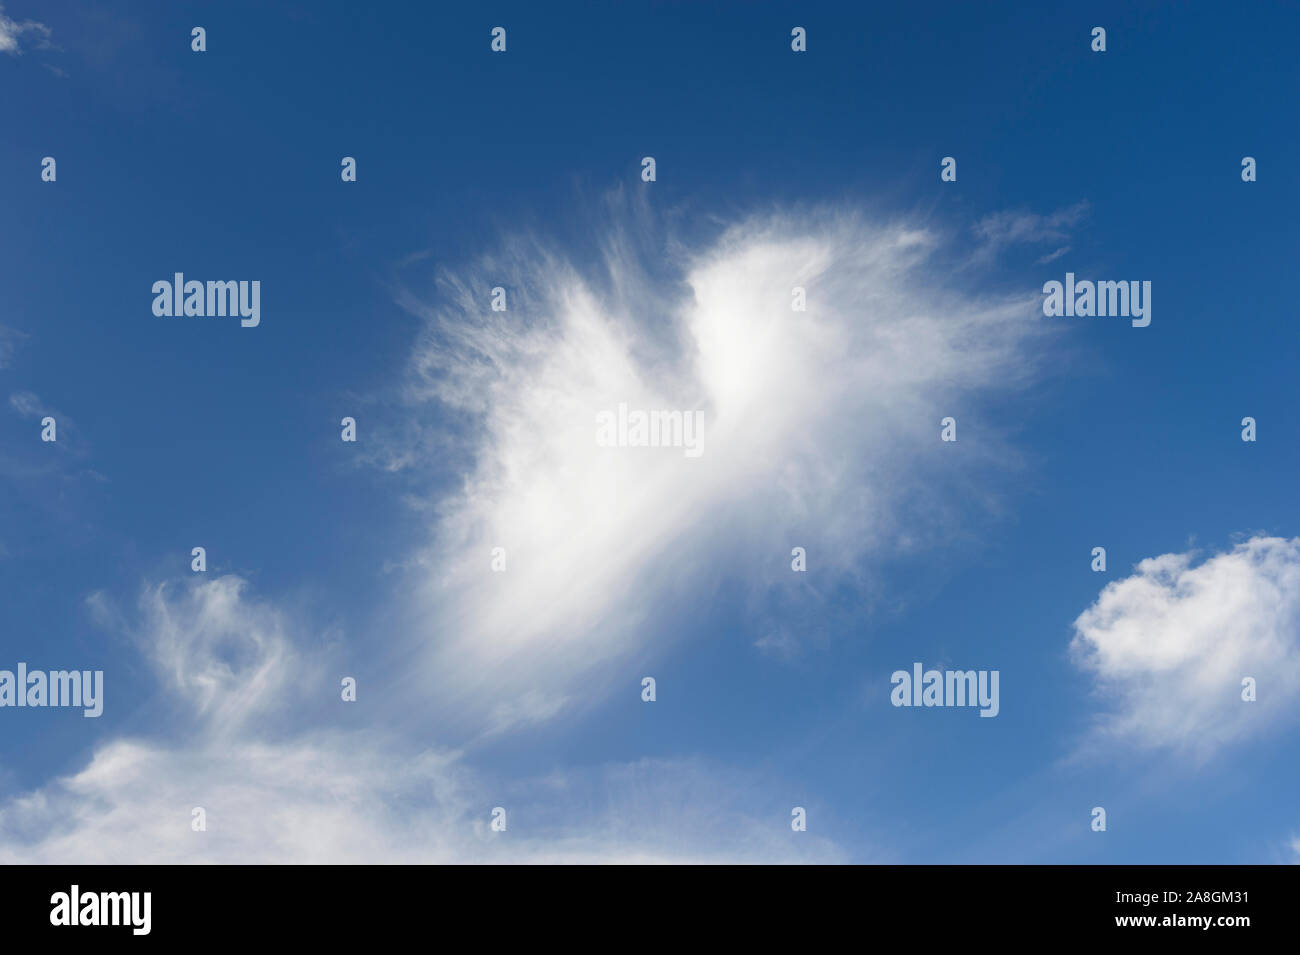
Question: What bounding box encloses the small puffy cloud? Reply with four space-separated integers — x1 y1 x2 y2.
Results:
1071 536 1300 758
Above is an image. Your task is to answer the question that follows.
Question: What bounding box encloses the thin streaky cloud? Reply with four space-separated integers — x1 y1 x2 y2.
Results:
0 3 51 55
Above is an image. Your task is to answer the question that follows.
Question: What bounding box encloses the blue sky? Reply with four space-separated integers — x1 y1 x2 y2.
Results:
2 1 1299 863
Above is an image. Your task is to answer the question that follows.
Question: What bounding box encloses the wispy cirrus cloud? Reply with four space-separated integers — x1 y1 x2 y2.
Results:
8 390 49 419
373 200 1047 734
0 199 1050 862
0 575 847 863
0 4 51 55
972 201 1090 264
107 576 317 735
0 326 25 369
0 737 849 864
5 389 91 474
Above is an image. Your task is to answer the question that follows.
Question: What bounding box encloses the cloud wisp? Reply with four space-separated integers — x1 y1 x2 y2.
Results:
1 201 1049 863
0 4 51 55
0 576 844 863
383 203 1046 733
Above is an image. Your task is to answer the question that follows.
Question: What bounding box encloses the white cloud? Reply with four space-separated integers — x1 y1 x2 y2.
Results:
0 738 845 863
7 390 46 418
135 576 315 734
0 575 845 863
1 202 1046 862
973 201 1089 260
1071 536 1300 758
0 4 51 55
0 325 25 368
385 203 1044 728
